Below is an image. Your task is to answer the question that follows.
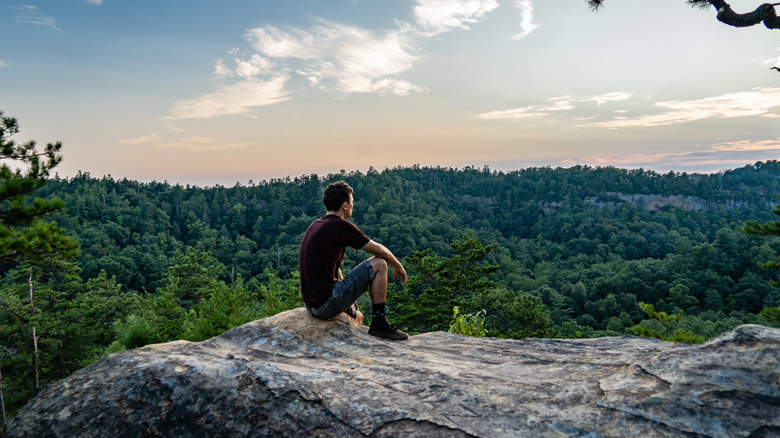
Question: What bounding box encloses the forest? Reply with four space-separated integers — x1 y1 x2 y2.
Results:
2 158 780 419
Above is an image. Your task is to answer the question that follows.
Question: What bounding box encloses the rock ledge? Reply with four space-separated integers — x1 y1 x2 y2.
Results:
4 308 780 437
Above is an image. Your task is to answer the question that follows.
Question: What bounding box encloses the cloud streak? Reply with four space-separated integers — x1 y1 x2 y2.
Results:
476 92 632 121
711 137 780 152
752 47 780 68
412 0 499 36
477 88 780 129
14 5 62 32
167 76 291 120
584 88 780 128
511 0 540 40
118 133 249 151
565 137 780 172
117 133 160 145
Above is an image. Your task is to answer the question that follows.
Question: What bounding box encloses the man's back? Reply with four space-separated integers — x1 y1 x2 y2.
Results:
299 214 369 308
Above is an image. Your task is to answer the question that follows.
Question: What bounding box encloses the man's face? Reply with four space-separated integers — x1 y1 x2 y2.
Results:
344 193 354 218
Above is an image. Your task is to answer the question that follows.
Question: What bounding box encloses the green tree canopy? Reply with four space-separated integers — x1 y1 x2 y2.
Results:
0 111 77 263
744 196 780 286
394 235 500 332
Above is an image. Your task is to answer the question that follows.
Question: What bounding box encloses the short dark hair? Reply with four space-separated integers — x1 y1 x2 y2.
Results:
323 181 353 211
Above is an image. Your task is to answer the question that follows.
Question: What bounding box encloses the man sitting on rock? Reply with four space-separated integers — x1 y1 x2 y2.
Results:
299 180 409 341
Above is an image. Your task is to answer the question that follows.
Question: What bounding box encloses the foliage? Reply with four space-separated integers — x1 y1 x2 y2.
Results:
448 306 487 337
0 110 80 418
112 253 298 349
257 270 302 317
0 260 113 418
29 162 780 339
114 287 184 349
393 235 499 332
113 250 247 348
631 302 706 344
0 111 77 264
474 288 555 339
586 0 780 30
743 196 780 286
183 274 262 342
760 307 780 326
166 247 226 306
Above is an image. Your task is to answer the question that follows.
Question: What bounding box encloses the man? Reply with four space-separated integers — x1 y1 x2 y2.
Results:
299 181 409 340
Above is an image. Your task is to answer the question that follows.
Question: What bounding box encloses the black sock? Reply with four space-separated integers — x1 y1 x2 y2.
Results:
372 303 386 321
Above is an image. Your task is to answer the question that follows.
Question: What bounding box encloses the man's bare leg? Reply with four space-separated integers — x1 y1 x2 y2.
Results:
366 257 408 340
367 257 388 304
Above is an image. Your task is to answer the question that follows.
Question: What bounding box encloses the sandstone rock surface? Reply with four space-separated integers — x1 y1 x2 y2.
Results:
4 308 780 437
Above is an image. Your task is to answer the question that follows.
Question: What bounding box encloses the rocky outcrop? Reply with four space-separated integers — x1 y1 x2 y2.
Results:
4 308 780 437
587 192 752 212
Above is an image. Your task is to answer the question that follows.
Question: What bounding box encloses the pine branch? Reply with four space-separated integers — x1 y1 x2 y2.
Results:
587 1 780 29
711 0 780 28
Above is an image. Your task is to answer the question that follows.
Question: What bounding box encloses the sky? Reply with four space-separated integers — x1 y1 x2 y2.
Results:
1 0 779 186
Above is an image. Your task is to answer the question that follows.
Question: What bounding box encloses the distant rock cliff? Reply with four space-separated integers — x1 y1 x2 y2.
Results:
588 192 755 212
4 308 780 437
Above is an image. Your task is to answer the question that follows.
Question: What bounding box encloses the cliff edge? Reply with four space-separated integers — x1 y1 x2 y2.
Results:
4 308 780 437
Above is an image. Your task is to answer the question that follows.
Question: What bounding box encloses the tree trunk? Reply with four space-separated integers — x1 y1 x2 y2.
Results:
28 268 39 395
0 365 6 426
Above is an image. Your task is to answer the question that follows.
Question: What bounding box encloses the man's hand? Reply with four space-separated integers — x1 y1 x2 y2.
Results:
393 264 407 286
361 240 407 285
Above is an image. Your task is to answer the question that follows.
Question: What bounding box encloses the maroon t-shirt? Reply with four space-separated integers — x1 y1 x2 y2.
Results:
299 214 370 308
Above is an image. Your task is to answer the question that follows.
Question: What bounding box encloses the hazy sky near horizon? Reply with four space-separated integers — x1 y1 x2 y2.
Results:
1 0 779 186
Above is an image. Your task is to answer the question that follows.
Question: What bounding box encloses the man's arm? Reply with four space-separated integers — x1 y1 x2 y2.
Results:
361 240 407 285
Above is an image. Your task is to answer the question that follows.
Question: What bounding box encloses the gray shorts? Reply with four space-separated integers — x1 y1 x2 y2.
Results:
306 260 375 320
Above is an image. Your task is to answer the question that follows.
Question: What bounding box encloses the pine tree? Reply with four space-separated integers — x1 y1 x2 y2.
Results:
631 302 706 344
743 196 780 286
393 235 500 332
0 111 77 263
744 196 780 323
587 0 780 30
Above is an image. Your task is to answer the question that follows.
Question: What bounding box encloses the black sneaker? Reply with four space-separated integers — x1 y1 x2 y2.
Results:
368 319 409 341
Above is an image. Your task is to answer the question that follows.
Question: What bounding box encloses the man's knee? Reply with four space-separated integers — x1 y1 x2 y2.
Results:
369 257 387 275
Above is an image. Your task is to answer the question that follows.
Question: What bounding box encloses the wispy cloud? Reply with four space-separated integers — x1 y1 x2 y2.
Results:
711 137 780 152
565 137 780 172
584 88 780 128
476 92 632 121
478 88 780 128
167 75 291 120
14 5 62 32
245 19 427 95
118 133 249 151
0 59 10 68
580 92 633 106
412 0 499 36
511 0 540 40
212 55 274 80
476 96 575 120
86 0 103 5
117 133 160 145
171 0 526 119
751 47 780 68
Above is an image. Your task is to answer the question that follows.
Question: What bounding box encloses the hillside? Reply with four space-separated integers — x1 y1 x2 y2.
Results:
42 161 780 326
2 161 780 418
